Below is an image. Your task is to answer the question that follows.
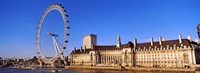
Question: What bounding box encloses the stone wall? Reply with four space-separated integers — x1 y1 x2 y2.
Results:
69 54 92 66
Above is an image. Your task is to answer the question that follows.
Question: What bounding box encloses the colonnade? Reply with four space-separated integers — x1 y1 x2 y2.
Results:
99 55 121 64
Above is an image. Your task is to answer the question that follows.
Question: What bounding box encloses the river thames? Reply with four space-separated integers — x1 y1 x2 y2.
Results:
0 68 199 73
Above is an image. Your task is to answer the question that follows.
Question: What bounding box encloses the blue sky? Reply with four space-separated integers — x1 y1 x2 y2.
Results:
0 0 200 58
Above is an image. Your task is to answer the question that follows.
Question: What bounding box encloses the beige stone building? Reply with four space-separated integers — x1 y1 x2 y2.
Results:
68 34 200 68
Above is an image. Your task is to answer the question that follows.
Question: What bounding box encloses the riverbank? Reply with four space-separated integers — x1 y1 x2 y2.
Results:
1 67 197 73
7 65 199 72
65 66 197 72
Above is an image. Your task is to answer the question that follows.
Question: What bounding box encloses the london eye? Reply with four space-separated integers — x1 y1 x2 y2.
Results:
36 3 70 67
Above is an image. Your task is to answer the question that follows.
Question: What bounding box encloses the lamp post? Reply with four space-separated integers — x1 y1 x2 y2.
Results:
197 24 200 39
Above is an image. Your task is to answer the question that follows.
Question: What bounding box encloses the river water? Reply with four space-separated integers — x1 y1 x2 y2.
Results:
0 68 199 73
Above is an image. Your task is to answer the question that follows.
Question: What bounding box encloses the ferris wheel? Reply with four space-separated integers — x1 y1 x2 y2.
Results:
36 3 70 66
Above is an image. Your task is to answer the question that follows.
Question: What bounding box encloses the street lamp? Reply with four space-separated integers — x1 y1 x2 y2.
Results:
197 24 200 38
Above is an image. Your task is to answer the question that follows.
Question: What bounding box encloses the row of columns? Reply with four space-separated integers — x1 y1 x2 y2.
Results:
99 56 121 64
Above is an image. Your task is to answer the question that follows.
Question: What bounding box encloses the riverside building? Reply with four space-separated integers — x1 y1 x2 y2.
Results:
68 34 200 68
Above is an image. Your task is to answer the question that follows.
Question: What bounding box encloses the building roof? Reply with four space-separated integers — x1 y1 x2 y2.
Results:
70 48 91 54
70 39 198 54
94 41 133 50
70 42 133 54
135 39 198 49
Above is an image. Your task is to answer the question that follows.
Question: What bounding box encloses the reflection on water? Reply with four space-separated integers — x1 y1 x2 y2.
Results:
0 68 200 73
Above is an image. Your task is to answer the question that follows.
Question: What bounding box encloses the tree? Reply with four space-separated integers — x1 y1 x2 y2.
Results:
28 56 39 65
33 56 37 60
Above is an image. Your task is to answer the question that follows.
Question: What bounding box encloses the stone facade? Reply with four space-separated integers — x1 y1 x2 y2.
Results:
68 34 200 68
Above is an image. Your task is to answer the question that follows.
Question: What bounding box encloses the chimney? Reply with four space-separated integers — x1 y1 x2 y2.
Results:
151 38 153 46
91 44 94 49
73 47 76 53
84 46 86 51
187 35 192 41
159 37 162 45
195 38 199 44
80 46 83 52
84 46 86 49
179 34 182 44
134 38 137 47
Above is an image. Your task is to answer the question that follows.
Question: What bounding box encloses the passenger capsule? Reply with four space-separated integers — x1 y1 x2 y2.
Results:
66 27 70 29
65 15 69 17
66 20 69 23
65 40 68 43
63 47 66 49
64 10 66 12
66 33 69 36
